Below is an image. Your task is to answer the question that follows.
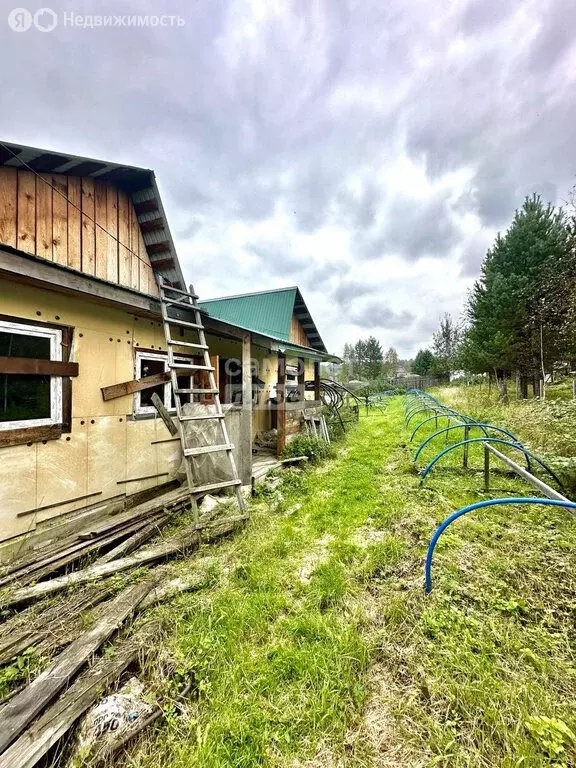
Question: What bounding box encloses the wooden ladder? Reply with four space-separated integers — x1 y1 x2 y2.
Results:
157 276 246 519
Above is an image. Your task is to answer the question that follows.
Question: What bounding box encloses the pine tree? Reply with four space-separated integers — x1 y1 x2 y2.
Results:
461 195 571 393
412 349 434 376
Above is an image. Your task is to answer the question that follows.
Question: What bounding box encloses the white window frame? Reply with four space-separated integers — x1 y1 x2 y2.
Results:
133 350 193 415
0 319 63 430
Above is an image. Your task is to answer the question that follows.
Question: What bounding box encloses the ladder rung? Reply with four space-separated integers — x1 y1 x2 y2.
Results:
166 339 209 350
168 363 214 371
179 414 225 421
160 285 199 299
191 479 242 495
174 388 219 394
162 298 195 308
184 443 233 457
164 317 203 330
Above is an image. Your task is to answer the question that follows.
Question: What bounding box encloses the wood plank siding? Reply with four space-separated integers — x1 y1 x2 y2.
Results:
289 314 311 347
0 170 158 296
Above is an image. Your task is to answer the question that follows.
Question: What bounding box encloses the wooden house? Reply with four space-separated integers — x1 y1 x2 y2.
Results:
0 142 336 553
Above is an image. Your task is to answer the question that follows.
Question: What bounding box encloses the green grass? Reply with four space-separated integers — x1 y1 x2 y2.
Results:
126 396 576 768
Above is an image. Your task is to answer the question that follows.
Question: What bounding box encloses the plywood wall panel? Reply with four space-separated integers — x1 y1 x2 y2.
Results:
73 329 123 418
94 180 108 280
126 419 159 494
0 166 17 247
52 175 68 266
67 176 82 270
155 417 182 479
35 173 53 260
0 444 37 539
105 184 119 283
81 177 95 275
36 418 88 521
17 170 36 252
87 416 127 500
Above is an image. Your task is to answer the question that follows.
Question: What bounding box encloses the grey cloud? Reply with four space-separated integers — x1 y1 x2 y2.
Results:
350 302 415 329
332 279 379 307
0 0 574 356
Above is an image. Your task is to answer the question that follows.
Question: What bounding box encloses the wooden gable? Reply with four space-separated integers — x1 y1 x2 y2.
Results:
0 167 158 296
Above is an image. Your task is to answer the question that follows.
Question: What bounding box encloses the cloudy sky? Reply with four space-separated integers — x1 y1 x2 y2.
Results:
1 0 575 357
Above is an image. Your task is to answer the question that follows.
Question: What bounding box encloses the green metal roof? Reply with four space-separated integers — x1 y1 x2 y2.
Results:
198 286 328 353
199 287 297 341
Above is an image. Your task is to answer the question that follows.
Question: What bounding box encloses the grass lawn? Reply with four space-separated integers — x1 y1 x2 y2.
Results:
131 395 576 768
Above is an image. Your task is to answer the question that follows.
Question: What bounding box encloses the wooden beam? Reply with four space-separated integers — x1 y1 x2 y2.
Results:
297 356 306 402
1 516 242 606
0 247 160 318
0 357 78 377
0 579 155 753
139 217 164 233
277 352 286 457
0 424 61 448
0 642 138 768
151 392 178 436
101 371 170 401
314 361 321 401
240 332 253 484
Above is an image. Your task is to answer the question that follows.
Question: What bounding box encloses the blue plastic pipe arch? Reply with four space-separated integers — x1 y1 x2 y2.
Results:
425 497 576 592
419 436 564 489
413 423 521 460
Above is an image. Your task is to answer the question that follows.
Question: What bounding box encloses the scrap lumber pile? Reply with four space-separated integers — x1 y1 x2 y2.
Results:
0 485 248 767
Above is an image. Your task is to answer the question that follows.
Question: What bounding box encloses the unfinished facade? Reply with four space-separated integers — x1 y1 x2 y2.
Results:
0 142 337 553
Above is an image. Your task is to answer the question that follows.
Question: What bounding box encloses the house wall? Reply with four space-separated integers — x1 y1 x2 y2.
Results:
0 276 195 544
0 168 158 296
289 313 311 347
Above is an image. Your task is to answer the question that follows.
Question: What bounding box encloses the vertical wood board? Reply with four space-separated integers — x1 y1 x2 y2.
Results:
17 170 36 252
81 177 95 275
35 174 53 260
67 176 82 270
105 183 119 283
94 180 108 280
0 166 17 247
51 174 68 266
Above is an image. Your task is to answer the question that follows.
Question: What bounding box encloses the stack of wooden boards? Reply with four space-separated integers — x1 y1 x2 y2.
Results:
0 485 248 768
303 412 331 443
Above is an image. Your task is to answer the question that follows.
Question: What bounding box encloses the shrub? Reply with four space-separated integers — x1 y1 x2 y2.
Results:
281 434 335 464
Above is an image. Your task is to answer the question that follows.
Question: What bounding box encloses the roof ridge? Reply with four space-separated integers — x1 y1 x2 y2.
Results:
198 286 298 303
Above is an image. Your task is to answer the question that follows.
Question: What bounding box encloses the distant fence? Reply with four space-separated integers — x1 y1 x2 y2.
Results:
393 375 449 390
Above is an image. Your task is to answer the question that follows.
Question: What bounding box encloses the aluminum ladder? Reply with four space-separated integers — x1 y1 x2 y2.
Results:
157 276 246 518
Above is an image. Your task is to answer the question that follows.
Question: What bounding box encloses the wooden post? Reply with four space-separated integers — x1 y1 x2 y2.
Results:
277 352 286 457
463 425 469 468
314 361 321 402
297 357 306 402
572 377 576 400
240 333 253 485
483 444 490 492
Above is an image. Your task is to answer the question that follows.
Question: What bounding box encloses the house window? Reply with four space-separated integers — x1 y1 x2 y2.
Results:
0 320 63 430
134 350 194 415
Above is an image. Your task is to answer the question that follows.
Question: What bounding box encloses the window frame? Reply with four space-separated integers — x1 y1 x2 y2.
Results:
0 319 63 431
133 350 194 416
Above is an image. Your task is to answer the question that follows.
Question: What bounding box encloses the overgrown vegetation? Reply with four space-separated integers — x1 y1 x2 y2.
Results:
121 396 576 768
281 433 335 464
438 382 576 495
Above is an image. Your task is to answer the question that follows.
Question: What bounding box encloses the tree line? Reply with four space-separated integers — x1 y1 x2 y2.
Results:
341 338 406 381
413 193 576 398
